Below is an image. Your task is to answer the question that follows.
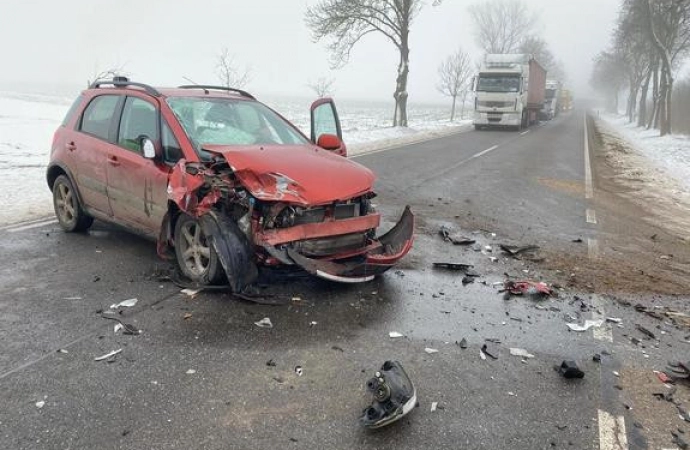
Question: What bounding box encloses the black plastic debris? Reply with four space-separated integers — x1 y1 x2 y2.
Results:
636 324 657 340
439 225 476 246
499 244 542 261
457 338 468 349
593 354 601 363
360 361 417 429
462 276 474 285
558 360 585 379
433 262 473 272
481 344 499 360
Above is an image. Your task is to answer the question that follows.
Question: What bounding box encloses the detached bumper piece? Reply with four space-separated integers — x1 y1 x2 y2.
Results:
360 361 417 429
286 206 414 283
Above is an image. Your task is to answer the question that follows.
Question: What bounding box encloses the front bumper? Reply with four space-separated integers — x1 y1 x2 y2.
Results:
474 111 520 126
284 206 414 283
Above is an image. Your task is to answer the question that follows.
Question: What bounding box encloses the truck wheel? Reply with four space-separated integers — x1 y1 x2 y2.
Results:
174 214 225 284
52 175 93 232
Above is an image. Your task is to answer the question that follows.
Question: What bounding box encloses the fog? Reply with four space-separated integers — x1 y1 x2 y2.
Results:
0 0 621 102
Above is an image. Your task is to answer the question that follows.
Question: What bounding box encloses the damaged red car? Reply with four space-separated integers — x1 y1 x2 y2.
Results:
47 78 414 291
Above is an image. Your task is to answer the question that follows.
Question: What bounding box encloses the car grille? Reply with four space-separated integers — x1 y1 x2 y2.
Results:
296 232 368 257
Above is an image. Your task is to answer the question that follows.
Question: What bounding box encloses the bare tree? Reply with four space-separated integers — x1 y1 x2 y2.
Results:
308 77 336 97
216 48 251 89
468 0 538 54
436 48 473 121
306 0 442 127
87 65 130 87
519 36 565 80
590 51 628 113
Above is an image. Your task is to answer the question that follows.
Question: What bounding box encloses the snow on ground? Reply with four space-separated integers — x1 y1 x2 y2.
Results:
0 91 467 226
598 113 690 195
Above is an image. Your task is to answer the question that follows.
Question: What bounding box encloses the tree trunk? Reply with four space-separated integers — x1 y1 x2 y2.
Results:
664 71 673 135
450 95 457 121
393 21 410 127
658 70 668 133
638 66 652 127
460 91 468 119
648 65 660 129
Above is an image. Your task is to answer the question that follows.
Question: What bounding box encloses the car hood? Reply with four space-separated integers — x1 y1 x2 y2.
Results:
202 144 375 206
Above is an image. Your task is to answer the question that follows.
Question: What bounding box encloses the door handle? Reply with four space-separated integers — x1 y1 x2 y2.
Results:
107 156 120 167
66 142 76 151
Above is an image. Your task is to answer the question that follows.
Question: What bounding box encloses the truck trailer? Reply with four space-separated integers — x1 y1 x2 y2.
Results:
540 79 561 121
473 54 547 131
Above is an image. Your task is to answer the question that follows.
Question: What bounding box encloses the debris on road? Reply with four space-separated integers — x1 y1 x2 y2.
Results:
636 324 657 340
430 402 438 412
35 400 45 409
481 344 499 360
510 348 535 359
294 366 303 377
186 369 196 374
567 319 605 332
56 349 69 354
457 338 468 349
502 280 552 299
500 244 540 258
424 348 439 354
389 331 404 338
254 318 273 329
462 276 474 285
593 354 601 363
181 288 203 298
479 349 487 360
672 431 689 450
109 298 138 309
360 361 417 429
433 262 474 272
183 313 193 320
439 225 476 246
94 349 122 362
101 314 141 335
558 360 585 379
606 317 622 324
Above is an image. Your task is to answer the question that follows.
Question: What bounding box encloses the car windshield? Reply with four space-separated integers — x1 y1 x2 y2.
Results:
166 97 309 153
477 75 521 93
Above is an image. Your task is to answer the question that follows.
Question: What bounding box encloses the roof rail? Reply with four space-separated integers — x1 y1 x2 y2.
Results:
177 85 255 100
89 77 161 97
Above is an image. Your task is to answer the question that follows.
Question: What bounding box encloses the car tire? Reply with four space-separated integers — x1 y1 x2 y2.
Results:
52 175 93 232
174 214 225 284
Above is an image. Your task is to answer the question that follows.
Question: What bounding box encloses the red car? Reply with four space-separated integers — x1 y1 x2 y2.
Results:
47 78 414 291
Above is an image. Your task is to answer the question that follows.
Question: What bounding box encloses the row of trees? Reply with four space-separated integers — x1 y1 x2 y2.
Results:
591 0 690 136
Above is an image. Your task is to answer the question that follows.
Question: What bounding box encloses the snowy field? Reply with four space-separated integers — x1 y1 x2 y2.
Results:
0 90 468 226
599 113 690 194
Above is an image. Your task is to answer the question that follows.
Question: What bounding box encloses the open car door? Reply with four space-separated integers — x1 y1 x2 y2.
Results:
310 98 347 157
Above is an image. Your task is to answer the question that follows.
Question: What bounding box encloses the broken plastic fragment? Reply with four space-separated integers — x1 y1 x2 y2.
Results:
558 360 585 379
566 319 605 332
254 318 273 329
35 400 45 409
114 323 124 333
110 298 138 309
430 402 438 412
480 350 487 360
389 331 404 338
360 361 417 429
181 288 203 298
295 366 303 377
186 369 196 374
424 348 439 354
94 349 122 361
510 348 535 359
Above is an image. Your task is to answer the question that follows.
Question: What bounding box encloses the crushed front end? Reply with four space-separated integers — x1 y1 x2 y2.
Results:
161 151 414 291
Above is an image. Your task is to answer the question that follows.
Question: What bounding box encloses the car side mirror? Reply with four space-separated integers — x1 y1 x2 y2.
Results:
141 137 156 159
316 133 342 151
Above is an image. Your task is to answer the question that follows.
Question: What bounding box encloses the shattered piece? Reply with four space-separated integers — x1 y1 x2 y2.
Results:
114 323 124 333
510 348 535 359
499 244 540 257
360 361 417 429
462 276 474 285
309 321 318 327
567 319 605 332
389 331 404 338
35 400 45 409
294 366 303 377
181 288 203 298
593 354 601 363
636 324 656 340
558 360 585 379
183 313 193 320
457 338 468 349
481 344 498 360
56 349 69 354
266 359 276 367
94 349 122 361
424 348 439 354
433 262 473 272
254 318 273 329
503 280 552 298
479 349 487 360
186 369 196 374
430 402 438 412
606 317 622 324
655 370 674 384
110 298 138 309
439 225 476 246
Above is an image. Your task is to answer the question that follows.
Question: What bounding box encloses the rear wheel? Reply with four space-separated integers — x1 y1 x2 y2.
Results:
174 214 225 284
52 175 93 232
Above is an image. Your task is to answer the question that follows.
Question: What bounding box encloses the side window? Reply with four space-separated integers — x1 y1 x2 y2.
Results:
62 94 84 127
162 121 183 164
80 95 120 140
118 97 159 153
311 102 341 142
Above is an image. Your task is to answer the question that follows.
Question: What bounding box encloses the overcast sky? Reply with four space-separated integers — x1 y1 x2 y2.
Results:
0 0 621 103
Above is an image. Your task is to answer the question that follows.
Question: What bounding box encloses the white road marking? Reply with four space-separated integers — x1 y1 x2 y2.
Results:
598 409 628 450
587 209 598 224
591 295 613 343
588 237 599 259
520 130 530 136
472 145 499 159
7 219 58 233
584 113 594 199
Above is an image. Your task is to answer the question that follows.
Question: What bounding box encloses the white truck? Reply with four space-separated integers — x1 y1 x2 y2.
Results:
540 79 561 121
473 54 546 131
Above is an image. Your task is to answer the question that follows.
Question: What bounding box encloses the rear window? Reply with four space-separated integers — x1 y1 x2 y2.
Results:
80 95 120 140
61 94 83 127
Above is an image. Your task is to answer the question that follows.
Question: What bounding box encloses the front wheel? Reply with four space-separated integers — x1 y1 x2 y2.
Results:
52 175 93 232
174 214 225 284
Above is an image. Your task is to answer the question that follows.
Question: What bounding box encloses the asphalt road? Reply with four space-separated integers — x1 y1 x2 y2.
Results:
1 110 688 450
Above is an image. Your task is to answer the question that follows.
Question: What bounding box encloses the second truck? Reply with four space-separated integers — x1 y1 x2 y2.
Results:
473 54 546 131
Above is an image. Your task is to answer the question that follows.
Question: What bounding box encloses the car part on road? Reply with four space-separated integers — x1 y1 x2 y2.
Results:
360 361 417 429
109 298 138 309
439 225 476 245
294 366 303 376
433 262 474 272
502 280 552 298
510 348 535 359
389 331 404 338
566 319 604 332
254 317 273 329
481 344 499 360
457 338 468 349
94 349 122 362
101 314 141 335
558 361 585 379
500 244 540 257
51 175 94 232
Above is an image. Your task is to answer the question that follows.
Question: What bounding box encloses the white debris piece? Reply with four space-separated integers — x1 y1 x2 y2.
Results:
480 350 487 360
63 296 82 300
94 349 122 361
424 348 439 354
566 319 605 332
606 317 623 324
181 288 202 298
254 318 273 329
509 348 535 359
110 298 138 309
35 401 45 409
430 402 438 412
114 323 123 333
186 369 196 374
389 331 404 338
